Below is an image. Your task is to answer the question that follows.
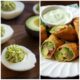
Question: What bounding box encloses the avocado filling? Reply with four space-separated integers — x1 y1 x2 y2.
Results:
55 47 73 61
36 3 39 12
1 1 16 11
41 42 55 58
1 26 5 37
5 44 26 63
50 25 65 34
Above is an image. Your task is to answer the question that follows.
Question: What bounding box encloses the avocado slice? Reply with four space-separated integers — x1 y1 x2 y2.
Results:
25 16 39 37
26 16 39 32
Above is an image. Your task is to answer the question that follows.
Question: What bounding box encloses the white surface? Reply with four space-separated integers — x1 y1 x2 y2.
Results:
1 45 37 71
1 24 14 44
1 1 24 20
40 55 79 78
40 5 79 78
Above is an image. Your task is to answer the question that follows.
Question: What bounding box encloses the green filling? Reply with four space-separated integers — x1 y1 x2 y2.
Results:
36 4 39 12
41 41 54 58
50 24 73 34
1 26 5 37
68 24 73 28
5 44 26 63
50 25 65 34
55 47 73 61
1 1 16 11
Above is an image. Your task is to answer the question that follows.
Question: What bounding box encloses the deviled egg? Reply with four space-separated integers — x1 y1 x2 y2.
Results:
1 24 14 44
1 44 36 71
1 1 25 20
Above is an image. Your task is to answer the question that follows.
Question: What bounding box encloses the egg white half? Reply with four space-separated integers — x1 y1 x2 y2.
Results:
1 45 37 71
1 1 25 20
1 24 14 44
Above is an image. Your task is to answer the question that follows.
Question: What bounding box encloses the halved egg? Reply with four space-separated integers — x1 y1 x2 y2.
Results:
1 1 25 20
1 24 14 44
1 44 36 71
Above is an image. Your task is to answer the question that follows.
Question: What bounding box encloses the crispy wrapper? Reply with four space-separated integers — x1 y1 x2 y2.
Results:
73 17 79 38
41 34 64 58
56 43 79 61
53 25 78 41
41 25 47 42
45 34 64 48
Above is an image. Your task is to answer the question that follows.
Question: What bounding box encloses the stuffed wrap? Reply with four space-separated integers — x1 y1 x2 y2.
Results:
55 43 79 62
41 34 64 59
50 25 77 41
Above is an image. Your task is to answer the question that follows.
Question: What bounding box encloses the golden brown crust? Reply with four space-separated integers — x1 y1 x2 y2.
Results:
41 25 47 42
44 34 64 48
73 17 79 38
54 25 78 41
42 34 64 58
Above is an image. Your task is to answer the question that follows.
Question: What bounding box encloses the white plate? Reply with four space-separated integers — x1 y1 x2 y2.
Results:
40 5 79 78
40 55 79 78
1 45 36 71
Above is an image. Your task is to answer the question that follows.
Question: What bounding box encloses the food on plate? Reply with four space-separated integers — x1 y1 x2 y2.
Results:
1 1 16 11
25 16 39 37
73 17 79 38
41 16 79 61
1 44 37 71
5 44 26 63
55 43 79 62
1 26 5 37
1 24 14 44
1 1 24 20
50 25 77 41
42 8 72 25
41 34 64 59
41 24 47 42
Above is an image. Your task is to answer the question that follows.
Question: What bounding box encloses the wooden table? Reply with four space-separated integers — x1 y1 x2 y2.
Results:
1 1 39 79
41 1 79 79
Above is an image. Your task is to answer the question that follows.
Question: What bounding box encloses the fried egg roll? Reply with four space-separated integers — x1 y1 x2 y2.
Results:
50 25 77 41
55 43 79 62
41 34 64 59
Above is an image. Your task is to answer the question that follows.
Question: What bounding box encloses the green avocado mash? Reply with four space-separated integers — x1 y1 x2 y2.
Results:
1 26 5 37
1 1 16 11
41 41 55 58
50 25 65 34
36 4 39 12
5 44 26 63
55 47 73 61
